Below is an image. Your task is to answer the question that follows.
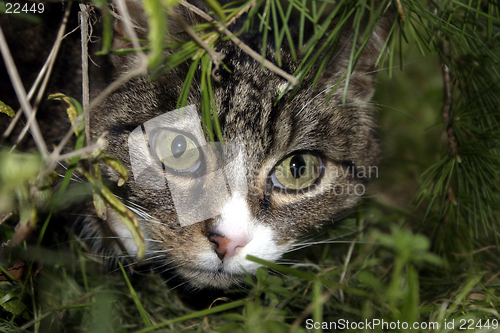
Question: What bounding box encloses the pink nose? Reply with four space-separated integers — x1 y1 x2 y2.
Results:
208 233 248 261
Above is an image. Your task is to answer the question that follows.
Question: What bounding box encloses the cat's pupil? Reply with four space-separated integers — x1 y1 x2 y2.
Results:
290 155 306 179
171 135 187 158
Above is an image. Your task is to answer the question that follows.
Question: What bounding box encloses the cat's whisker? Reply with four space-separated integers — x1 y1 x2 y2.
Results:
76 250 132 261
169 279 191 291
65 213 99 218
77 236 162 244
367 101 418 120
122 201 168 227
155 264 176 274
136 255 167 264
145 248 173 254
57 173 83 183
289 240 366 252
157 264 191 287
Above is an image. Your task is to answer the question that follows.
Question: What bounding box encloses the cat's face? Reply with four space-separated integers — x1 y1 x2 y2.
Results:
88 3 387 289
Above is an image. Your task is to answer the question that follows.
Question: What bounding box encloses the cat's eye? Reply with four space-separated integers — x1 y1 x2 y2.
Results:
153 129 201 172
271 153 322 190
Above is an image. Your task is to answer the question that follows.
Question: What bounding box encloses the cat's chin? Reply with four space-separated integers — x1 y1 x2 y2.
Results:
175 266 248 289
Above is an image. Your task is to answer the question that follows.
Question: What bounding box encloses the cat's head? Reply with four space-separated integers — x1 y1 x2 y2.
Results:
88 1 392 288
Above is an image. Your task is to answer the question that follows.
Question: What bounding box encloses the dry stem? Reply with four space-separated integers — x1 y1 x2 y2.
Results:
3 5 71 153
80 4 91 145
57 140 106 161
434 6 458 235
0 27 48 158
42 115 85 178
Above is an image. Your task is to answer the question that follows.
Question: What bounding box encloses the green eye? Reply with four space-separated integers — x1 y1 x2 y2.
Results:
153 130 201 172
272 153 322 190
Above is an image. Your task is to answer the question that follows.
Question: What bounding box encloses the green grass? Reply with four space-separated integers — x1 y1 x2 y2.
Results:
1 0 500 332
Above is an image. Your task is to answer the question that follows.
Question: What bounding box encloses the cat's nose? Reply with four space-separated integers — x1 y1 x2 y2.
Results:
208 233 248 261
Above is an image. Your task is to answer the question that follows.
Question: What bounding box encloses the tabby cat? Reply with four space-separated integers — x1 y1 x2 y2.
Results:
1 0 392 289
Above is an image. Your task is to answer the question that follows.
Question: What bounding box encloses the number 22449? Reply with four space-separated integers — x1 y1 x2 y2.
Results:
5 3 45 14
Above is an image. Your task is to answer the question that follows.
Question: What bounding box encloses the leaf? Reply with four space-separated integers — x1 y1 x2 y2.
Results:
93 165 107 220
134 299 246 333
246 255 317 281
48 93 84 136
98 154 129 186
118 262 152 327
0 288 26 316
400 266 420 324
203 0 226 21
143 0 167 69
0 100 15 117
0 259 26 281
0 150 41 191
91 0 113 54
83 170 145 259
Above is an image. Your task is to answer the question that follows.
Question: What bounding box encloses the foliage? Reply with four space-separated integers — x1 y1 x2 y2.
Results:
1 0 500 332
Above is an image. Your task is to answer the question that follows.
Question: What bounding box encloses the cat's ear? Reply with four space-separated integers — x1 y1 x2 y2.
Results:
320 5 395 102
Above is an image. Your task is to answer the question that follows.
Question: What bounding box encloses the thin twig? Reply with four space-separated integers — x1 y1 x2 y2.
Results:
451 245 497 257
226 0 257 27
0 26 48 159
180 1 298 86
56 140 106 161
441 47 457 156
12 7 71 151
4 5 71 151
0 212 14 225
80 4 91 145
108 7 146 32
169 10 225 69
194 0 256 47
434 6 458 240
395 0 405 21
436 8 457 156
2 107 23 141
42 114 85 178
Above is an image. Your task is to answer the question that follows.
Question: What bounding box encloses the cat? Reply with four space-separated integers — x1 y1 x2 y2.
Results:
1 0 392 289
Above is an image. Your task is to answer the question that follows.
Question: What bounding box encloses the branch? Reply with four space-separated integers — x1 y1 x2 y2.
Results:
440 47 457 156
434 5 458 243
436 8 457 157
56 139 106 161
80 4 91 145
180 1 298 86
169 10 225 71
